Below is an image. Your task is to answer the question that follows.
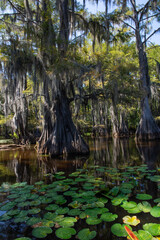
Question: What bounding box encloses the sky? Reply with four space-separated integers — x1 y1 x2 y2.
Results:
81 0 160 45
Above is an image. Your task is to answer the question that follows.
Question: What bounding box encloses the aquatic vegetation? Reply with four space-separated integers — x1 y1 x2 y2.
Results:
0 164 160 239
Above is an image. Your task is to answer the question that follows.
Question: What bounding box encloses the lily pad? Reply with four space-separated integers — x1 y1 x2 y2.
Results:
100 212 118 222
136 230 153 240
136 194 152 200
77 228 96 240
111 223 132 237
45 204 59 211
55 227 76 239
86 217 102 225
32 226 52 238
138 201 152 213
150 206 160 217
68 209 81 216
55 207 69 215
143 223 160 236
123 216 140 226
59 217 77 227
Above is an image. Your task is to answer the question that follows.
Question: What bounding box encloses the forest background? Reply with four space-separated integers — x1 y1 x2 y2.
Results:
0 0 160 157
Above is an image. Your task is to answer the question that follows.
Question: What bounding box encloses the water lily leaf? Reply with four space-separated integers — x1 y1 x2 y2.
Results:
18 201 31 207
41 220 54 227
26 217 42 226
68 209 81 216
79 212 87 219
32 226 52 238
100 212 118 222
55 227 76 239
77 228 96 240
121 201 137 210
97 197 108 204
150 206 160 217
127 206 141 214
143 223 160 236
154 198 160 203
44 212 57 220
28 208 41 215
68 201 82 209
137 230 153 240
14 216 29 223
111 223 132 237
59 217 77 227
138 201 152 213
7 209 20 216
86 217 102 225
111 194 128 206
149 175 160 182
0 213 11 221
55 207 69 215
0 201 16 211
45 204 59 211
136 194 152 200
108 186 119 196
29 200 41 206
53 215 64 222
123 216 140 226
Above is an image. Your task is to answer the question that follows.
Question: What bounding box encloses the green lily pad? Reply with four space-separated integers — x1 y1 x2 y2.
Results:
136 194 152 200
77 228 97 240
143 223 160 236
41 220 54 227
32 226 52 238
79 212 87 219
28 208 41 215
136 230 153 240
59 217 77 227
7 209 20 216
55 227 76 239
55 207 69 215
68 209 81 216
150 206 160 217
14 216 29 223
138 201 152 213
111 223 132 237
127 206 141 214
86 217 102 225
44 212 57 220
121 201 137 210
0 201 16 211
26 217 42 226
45 204 59 211
111 194 128 206
100 212 118 222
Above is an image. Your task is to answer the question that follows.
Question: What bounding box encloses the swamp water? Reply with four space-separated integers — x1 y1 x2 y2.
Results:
0 138 160 240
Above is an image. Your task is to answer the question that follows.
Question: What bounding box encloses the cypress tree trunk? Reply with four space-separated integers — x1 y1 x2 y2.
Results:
131 0 160 141
38 92 89 156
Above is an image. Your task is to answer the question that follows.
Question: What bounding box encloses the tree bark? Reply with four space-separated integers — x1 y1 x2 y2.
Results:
131 1 160 141
38 92 89 157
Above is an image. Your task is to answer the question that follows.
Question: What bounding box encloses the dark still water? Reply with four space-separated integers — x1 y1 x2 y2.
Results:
0 137 160 185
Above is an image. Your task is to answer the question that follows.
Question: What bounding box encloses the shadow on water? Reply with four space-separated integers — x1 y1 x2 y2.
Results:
0 138 160 185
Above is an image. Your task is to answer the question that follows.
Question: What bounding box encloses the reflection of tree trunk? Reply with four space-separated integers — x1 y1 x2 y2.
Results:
120 139 129 163
136 141 159 198
38 92 89 157
112 138 120 168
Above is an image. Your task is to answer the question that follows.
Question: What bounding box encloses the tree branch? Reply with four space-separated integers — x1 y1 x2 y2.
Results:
7 0 26 18
143 27 160 44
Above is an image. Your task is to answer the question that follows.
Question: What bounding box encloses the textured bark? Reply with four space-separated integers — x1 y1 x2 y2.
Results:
136 97 160 141
38 93 89 157
131 0 160 141
119 110 129 137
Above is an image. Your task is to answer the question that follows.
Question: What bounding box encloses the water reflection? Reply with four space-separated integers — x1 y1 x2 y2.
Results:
0 138 160 185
